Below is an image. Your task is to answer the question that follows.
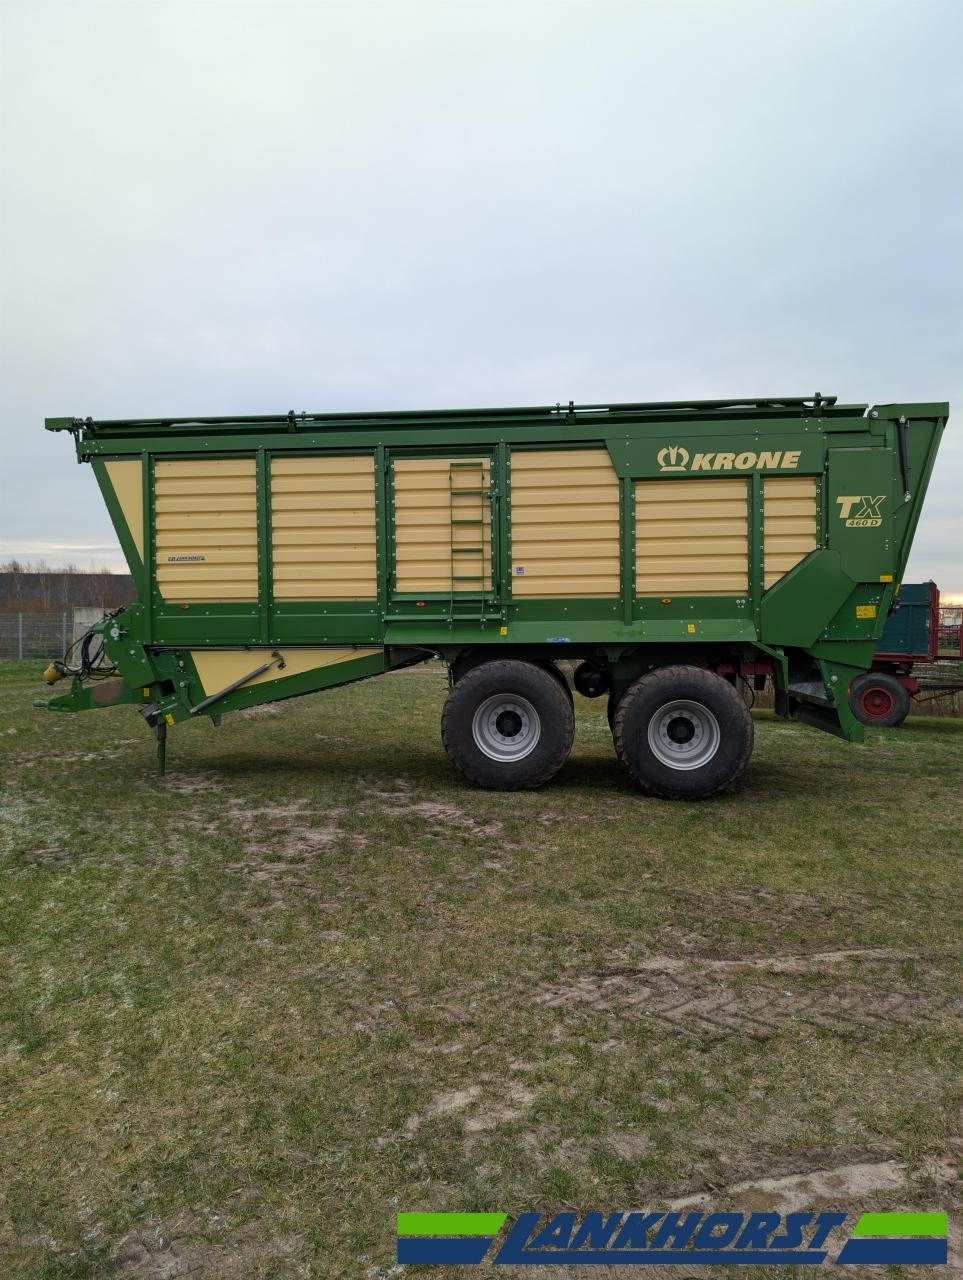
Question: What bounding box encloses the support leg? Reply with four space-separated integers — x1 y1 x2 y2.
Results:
155 719 167 777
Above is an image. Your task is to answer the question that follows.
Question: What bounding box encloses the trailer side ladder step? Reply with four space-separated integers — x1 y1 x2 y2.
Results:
448 458 493 620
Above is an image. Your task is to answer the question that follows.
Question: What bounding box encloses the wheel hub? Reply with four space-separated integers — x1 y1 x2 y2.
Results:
647 699 721 770
861 686 895 718
472 694 541 762
495 709 523 737
666 715 696 744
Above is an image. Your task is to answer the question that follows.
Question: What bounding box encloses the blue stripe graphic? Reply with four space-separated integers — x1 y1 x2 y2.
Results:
397 1236 495 1264
837 1238 948 1265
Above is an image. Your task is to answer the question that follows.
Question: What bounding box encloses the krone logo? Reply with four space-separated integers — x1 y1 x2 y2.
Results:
657 445 690 471
836 495 886 528
656 445 801 473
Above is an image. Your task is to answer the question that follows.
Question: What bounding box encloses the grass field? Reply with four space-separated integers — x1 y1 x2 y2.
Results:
1 660 961 1278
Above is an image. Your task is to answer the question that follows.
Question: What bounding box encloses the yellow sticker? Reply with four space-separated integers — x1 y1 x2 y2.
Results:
856 604 877 619
686 623 696 633
879 574 893 583
143 687 150 696
499 626 508 636
165 713 175 726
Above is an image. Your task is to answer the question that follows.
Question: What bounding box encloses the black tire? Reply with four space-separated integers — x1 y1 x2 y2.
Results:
607 691 623 738
612 665 754 799
441 659 575 789
849 672 911 727
535 660 574 705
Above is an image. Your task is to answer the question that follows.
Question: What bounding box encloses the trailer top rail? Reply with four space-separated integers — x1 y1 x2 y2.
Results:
44 393 908 440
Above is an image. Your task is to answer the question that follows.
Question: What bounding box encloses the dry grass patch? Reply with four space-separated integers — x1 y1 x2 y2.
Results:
0 661 960 1278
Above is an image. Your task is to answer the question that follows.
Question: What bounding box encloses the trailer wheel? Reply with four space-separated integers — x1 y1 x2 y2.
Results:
442 659 575 789
849 673 911 727
535 660 574 705
612 665 753 799
607 692 619 730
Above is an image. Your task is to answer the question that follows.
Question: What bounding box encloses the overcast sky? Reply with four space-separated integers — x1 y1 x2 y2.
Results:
1 0 961 592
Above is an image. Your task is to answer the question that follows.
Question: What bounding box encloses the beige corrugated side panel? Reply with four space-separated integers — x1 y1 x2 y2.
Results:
510 449 621 597
190 647 382 697
104 459 144 561
763 476 818 588
271 455 377 600
636 477 749 595
155 458 258 602
394 457 491 593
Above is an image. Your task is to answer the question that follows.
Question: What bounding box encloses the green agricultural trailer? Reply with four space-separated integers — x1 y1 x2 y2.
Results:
39 394 946 798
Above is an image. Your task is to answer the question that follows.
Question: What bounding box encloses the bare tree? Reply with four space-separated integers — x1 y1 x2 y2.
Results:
99 568 127 609
87 565 113 609
57 563 81 609
1 562 136 614
34 559 55 611
2 558 27 607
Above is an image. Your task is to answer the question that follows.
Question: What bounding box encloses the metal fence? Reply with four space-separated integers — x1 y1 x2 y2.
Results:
0 610 107 661
938 603 962 655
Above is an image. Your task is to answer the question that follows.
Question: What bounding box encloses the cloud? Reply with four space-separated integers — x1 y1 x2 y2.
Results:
1 0 961 587
0 540 127 571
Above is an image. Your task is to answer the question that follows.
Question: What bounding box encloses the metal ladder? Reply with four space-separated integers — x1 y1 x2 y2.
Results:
448 460 491 620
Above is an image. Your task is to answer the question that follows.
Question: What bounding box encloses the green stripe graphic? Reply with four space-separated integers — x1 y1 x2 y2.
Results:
853 1212 947 1237
397 1212 507 1237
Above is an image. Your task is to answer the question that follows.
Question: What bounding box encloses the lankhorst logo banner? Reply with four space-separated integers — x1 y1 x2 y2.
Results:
396 1209 949 1266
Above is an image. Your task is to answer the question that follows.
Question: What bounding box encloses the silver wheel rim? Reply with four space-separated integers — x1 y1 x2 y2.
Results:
646 699 721 770
472 694 541 762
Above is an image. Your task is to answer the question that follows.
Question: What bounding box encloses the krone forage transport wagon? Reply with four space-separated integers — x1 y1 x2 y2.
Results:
39 395 946 798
